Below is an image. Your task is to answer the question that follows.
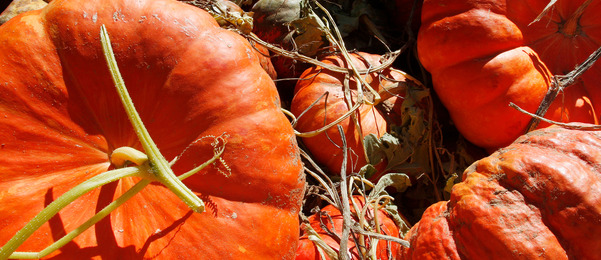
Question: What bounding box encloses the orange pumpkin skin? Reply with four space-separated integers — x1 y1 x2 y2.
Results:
0 0 304 259
291 53 405 175
418 0 601 150
296 196 401 259
399 125 601 259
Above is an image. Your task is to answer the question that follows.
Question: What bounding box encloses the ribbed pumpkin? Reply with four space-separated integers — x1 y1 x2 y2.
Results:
418 0 601 150
399 125 601 259
291 52 406 176
0 0 304 258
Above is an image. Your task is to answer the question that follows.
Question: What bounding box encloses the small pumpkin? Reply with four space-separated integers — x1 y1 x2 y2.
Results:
418 0 601 150
0 0 304 259
399 125 601 259
290 52 407 176
296 196 402 260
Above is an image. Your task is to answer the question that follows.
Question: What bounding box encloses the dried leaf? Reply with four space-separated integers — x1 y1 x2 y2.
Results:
289 11 327 56
444 173 459 194
369 173 411 199
364 85 431 174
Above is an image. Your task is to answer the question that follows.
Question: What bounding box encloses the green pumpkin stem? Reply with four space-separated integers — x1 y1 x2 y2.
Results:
0 166 145 259
0 25 223 259
5 143 225 259
99 25 204 213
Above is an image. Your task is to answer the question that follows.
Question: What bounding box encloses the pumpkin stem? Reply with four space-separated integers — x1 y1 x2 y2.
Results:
4 137 226 259
559 0 592 37
0 24 228 260
111 146 149 167
100 25 204 213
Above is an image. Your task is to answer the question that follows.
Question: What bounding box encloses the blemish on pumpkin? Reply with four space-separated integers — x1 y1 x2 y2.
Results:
113 10 126 22
21 15 44 36
238 245 247 253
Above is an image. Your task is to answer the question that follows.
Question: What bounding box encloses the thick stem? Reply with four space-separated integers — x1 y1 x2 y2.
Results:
337 126 351 260
7 140 225 259
559 0 592 37
100 25 204 213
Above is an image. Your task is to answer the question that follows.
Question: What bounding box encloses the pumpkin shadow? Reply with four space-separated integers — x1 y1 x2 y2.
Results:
44 188 81 253
137 211 194 259
45 183 204 259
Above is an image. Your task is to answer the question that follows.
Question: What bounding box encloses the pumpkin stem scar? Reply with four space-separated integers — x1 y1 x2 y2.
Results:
100 24 204 214
111 146 149 167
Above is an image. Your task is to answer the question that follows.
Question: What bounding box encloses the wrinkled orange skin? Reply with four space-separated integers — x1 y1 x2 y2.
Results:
418 0 601 150
0 0 304 259
296 196 401 260
399 125 601 259
291 53 406 176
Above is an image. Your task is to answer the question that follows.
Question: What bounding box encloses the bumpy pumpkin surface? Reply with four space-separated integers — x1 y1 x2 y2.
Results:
291 53 406 175
400 125 601 259
418 0 601 150
0 0 304 259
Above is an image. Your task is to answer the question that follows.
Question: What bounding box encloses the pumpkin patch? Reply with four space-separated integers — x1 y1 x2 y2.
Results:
1 0 600 259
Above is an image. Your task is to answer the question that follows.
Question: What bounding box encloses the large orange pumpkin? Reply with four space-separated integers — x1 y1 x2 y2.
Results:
399 125 601 259
418 0 601 150
0 0 304 259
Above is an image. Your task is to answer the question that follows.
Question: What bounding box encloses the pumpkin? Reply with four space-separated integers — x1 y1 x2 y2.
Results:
0 0 304 259
399 125 601 259
296 196 402 260
418 0 601 150
290 52 406 176
188 0 278 79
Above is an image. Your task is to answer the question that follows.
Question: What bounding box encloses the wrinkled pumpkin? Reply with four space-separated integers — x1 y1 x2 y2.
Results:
418 0 601 150
399 125 601 259
296 196 401 260
0 0 304 259
290 52 406 176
